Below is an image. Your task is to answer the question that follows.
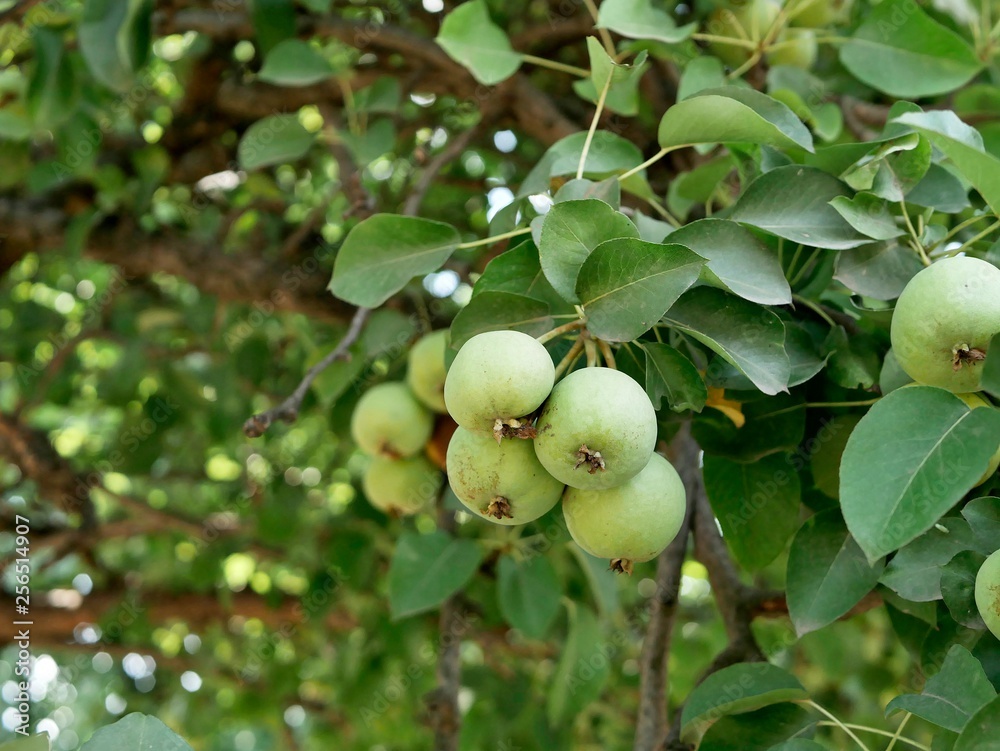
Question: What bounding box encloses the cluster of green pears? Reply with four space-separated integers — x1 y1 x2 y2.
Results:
887 256 1000 640
350 331 450 515
444 330 686 574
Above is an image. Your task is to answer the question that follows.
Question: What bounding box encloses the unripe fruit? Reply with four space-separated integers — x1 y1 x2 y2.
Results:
351 382 434 458
706 0 781 67
975 548 1000 639
890 257 1000 393
765 28 817 69
533 367 657 490
791 0 853 27
407 330 449 413
955 392 1000 485
563 453 686 574
362 455 442 515
444 330 555 438
446 426 564 525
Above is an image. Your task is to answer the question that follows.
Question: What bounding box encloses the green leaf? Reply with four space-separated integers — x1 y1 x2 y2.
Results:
353 77 401 113
768 742 828 751
839 0 982 98
699 704 816 751
497 554 561 639
388 530 482 619
695 394 805 463
703 453 801 571
450 291 553 348
573 38 650 116
642 342 707 413
941 550 988 629
906 164 971 213
27 27 77 129
436 0 522 85
519 131 645 196
680 662 808 743
658 88 813 152
258 40 334 86
955 696 1000 751
473 240 564 308
809 414 862 499
0 737 50 751
880 517 979 602
237 114 315 170
786 510 885 636
329 215 460 307
888 645 997 733
554 178 621 208
678 56 726 102
961 497 1000 554
547 602 609 726
829 193 905 241
667 219 792 305
537 199 639 304
834 241 924 301
250 0 296 55
78 0 151 92
569 545 620 616
893 111 1000 216
729 166 870 250
576 239 704 342
663 287 790 396
983 334 1000 400
840 386 1000 563
80 713 193 750
597 0 695 43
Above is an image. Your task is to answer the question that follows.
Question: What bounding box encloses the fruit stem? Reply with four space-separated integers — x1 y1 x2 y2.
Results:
519 53 589 78
812 720 928 751
536 319 587 345
799 700 872 751
618 147 674 183
806 398 880 408
945 218 1000 257
598 339 617 369
690 32 758 49
456 226 532 250
884 711 911 751
927 213 996 253
584 335 599 367
577 72 614 180
554 335 586 379
792 294 835 327
899 201 931 266
581 0 617 57
641 194 683 228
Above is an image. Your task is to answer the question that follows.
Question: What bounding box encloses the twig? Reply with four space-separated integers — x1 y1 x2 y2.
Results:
633 426 698 751
426 499 464 751
244 307 371 437
404 120 485 217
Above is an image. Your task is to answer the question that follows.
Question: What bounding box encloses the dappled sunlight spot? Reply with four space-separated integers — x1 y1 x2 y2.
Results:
75 279 96 299
72 623 101 644
274 570 308 596
424 269 461 298
56 730 79 750
423 0 444 11
527 193 553 214
46 589 82 609
148 488 168 508
183 634 202 654
637 577 658 598
284 705 306 727
105 693 127 715
175 541 198 562
494 130 517 153
223 553 256 591
622 659 640 676
52 427 87 457
91 652 113 674
326 482 355 512
411 92 436 107
36 718 59 740
250 571 272 595
206 454 243 482
301 466 321 486
233 40 255 63
299 106 324 133
285 466 303 485
486 187 514 221
452 283 473 306
462 152 486 178
73 574 94 596
53 291 75 314
234 729 256 751
103 472 131 494
180 671 202 692
153 627 183 657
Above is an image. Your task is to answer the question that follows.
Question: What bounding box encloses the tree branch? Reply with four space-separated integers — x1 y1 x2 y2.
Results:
244 306 371 437
633 425 698 751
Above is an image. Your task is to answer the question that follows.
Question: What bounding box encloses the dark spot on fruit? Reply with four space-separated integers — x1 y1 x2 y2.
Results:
485 496 513 519
953 345 986 371
610 558 633 575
